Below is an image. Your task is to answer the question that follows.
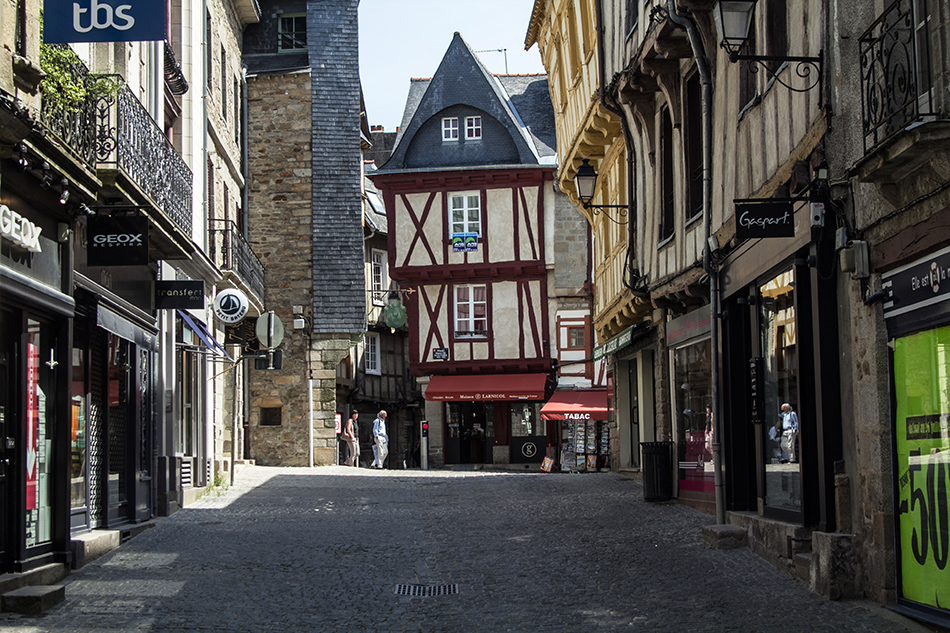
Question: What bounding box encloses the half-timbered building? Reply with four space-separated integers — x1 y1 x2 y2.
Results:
371 33 592 469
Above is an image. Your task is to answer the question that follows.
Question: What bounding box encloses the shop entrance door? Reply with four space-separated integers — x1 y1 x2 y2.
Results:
0 309 16 571
446 402 492 464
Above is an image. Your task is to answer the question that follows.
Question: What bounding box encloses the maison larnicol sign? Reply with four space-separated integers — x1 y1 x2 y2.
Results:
734 200 795 239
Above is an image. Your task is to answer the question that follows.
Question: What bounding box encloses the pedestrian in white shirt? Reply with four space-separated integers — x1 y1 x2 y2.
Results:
372 410 389 469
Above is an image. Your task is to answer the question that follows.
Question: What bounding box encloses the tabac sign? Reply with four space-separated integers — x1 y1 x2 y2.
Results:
44 0 165 43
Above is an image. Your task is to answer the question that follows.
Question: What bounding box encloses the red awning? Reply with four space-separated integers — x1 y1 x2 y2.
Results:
425 374 548 401
541 389 609 421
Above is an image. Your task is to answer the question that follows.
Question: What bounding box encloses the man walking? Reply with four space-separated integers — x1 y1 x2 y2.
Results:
780 403 799 463
372 410 389 469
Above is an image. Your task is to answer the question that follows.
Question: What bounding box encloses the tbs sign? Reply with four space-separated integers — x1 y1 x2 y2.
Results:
44 0 165 43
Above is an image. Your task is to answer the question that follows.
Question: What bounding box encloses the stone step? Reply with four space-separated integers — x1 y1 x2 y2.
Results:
794 552 814 584
702 524 748 549
0 563 68 596
2 584 65 615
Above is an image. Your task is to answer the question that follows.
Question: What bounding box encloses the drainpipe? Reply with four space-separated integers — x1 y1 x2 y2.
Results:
594 1 639 297
241 65 249 238
665 1 724 524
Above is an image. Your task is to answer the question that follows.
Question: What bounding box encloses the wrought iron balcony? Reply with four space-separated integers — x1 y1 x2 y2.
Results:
859 0 934 153
94 77 193 237
39 44 96 168
209 219 265 304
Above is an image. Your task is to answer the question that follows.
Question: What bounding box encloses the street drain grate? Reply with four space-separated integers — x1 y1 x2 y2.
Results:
393 583 459 597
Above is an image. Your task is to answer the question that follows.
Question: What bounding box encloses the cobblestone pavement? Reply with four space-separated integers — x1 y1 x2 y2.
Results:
0 466 938 633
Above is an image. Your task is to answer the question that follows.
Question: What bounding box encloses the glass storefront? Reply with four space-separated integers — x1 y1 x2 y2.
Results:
70 339 87 511
892 324 950 612
758 268 800 513
673 339 712 493
446 402 493 464
25 319 52 548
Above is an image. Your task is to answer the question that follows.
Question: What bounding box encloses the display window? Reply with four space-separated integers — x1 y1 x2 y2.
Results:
672 338 712 493
758 268 801 513
892 324 950 612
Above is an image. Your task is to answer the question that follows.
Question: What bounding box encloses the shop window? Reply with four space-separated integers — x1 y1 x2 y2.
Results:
442 117 459 141
673 338 712 491
25 319 53 547
278 14 307 51
71 340 87 510
759 267 800 513
449 193 481 237
510 403 543 436
365 332 380 375
455 284 487 338
260 407 282 426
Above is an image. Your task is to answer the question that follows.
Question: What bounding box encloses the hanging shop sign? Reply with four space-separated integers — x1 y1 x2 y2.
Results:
213 288 249 325
882 244 950 320
87 215 149 266
452 232 478 253
734 199 795 239
225 317 259 354
155 281 204 310
0 204 42 253
43 0 166 43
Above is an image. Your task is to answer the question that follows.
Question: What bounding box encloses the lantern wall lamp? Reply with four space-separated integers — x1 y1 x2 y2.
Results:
573 159 628 224
714 1 823 105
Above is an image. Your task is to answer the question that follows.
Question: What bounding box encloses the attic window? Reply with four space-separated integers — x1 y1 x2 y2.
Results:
465 116 482 139
442 117 459 142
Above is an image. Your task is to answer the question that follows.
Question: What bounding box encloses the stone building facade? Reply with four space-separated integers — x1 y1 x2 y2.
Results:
244 0 364 466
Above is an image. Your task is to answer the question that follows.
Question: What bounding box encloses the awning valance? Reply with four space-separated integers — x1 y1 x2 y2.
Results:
425 373 548 401
178 310 234 361
541 389 608 421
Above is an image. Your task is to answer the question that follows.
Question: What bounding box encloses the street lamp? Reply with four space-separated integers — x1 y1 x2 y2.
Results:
572 159 628 224
713 0 823 104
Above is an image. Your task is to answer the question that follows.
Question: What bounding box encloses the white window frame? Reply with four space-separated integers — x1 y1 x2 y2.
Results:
465 116 482 139
454 284 488 339
371 249 389 306
449 193 481 237
278 14 307 52
364 332 381 375
442 117 459 141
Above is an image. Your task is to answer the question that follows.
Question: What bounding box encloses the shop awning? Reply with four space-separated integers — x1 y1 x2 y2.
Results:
425 373 548 401
541 389 608 421
177 310 234 361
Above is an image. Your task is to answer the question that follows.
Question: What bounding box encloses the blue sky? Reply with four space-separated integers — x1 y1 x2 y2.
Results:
358 0 547 132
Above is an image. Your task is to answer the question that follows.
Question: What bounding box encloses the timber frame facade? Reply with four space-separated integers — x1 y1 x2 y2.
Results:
529 0 950 623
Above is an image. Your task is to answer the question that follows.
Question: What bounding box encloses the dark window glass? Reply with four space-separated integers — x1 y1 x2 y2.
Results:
261 407 282 426
685 73 703 222
659 106 674 242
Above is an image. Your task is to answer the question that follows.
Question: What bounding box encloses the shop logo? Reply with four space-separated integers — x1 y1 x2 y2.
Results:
213 289 249 325
565 413 591 420
0 204 42 253
44 0 164 43
931 261 940 294
521 442 537 458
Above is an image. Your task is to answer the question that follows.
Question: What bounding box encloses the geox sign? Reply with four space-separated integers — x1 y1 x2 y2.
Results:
0 204 42 253
87 216 149 266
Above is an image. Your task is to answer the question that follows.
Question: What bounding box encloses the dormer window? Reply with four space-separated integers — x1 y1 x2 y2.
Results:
442 117 459 141
465 116 482 139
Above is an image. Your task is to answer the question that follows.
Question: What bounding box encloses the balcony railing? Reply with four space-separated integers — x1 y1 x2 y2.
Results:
39 44 96 168
209 219 265 303
859 0 934 153
94 77 193 237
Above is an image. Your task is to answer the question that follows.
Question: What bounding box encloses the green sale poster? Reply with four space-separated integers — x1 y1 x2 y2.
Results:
893 325 950 610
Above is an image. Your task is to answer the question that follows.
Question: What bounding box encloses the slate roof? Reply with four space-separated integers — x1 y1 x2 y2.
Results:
378 32 557 173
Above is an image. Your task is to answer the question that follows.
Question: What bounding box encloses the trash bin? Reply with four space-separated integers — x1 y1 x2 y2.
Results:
640 441 674 502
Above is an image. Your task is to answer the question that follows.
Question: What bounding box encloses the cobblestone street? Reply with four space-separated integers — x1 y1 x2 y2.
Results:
0 467 935 633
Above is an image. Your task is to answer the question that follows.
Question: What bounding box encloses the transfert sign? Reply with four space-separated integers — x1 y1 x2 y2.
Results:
44 0 166 43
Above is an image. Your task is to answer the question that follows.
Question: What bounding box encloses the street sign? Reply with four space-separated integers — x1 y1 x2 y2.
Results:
255 311 285 349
